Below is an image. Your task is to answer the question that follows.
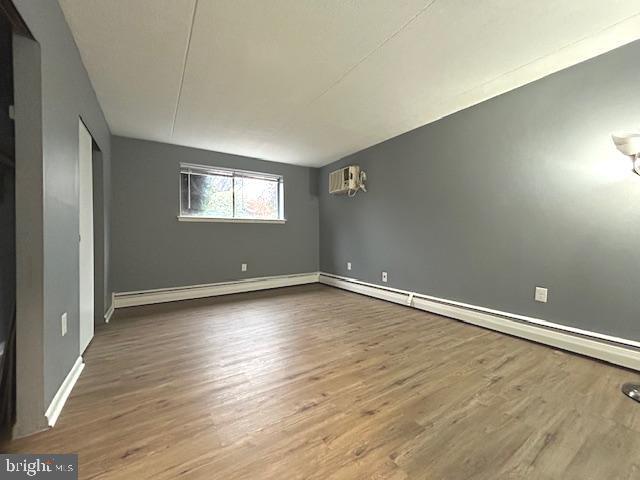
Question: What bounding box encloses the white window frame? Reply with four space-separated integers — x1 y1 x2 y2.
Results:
177 163 286 223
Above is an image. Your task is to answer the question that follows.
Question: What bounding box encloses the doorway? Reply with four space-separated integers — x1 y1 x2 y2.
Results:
0 3 15 437
0 0 34 438
78 119 94 354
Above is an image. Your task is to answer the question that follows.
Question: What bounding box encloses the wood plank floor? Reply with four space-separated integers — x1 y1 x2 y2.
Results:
5 284 640 479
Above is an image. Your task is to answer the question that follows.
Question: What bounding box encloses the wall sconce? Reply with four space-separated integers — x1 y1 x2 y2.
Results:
612 132 640 175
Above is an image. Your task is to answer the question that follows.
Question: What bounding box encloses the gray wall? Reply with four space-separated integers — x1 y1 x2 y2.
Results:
320 40 640 342
93 147 108 323
14 32 45 437
13 0 112 431
111 136 318 293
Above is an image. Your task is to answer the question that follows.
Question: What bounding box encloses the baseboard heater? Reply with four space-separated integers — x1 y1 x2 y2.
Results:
113 272 320 308
111 271 639 371
319 273 640 372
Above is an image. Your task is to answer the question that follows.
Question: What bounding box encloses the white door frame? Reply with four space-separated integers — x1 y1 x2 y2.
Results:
78 119 94 354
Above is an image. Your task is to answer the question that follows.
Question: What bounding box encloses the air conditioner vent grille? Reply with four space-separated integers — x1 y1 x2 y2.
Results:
329 166 359 194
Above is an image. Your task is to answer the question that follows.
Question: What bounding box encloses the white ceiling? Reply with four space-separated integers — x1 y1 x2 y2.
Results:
59 0 640 167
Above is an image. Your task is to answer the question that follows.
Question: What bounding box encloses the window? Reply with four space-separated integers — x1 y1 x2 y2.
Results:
179 163 285 222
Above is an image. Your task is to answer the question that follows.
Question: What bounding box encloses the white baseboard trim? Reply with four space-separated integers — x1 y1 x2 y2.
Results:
319 273 640 371
45 356 84 427
110 270 640 370
114 272 320 308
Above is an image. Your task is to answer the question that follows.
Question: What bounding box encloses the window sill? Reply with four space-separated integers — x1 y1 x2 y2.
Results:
177 216 286 224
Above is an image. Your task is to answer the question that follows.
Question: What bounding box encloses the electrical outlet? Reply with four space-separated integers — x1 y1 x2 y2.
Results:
241 263 247 272
347 262 352 271
61 313 67 336
535 287 548 303
382 271 388 283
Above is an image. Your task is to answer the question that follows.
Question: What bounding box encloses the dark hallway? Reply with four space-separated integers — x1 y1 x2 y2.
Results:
0 7 16 436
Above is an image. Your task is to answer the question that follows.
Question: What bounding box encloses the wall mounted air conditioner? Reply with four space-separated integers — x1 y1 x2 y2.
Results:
329 165 366 195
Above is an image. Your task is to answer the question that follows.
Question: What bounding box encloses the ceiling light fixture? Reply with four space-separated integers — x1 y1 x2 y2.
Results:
612 132 640 176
